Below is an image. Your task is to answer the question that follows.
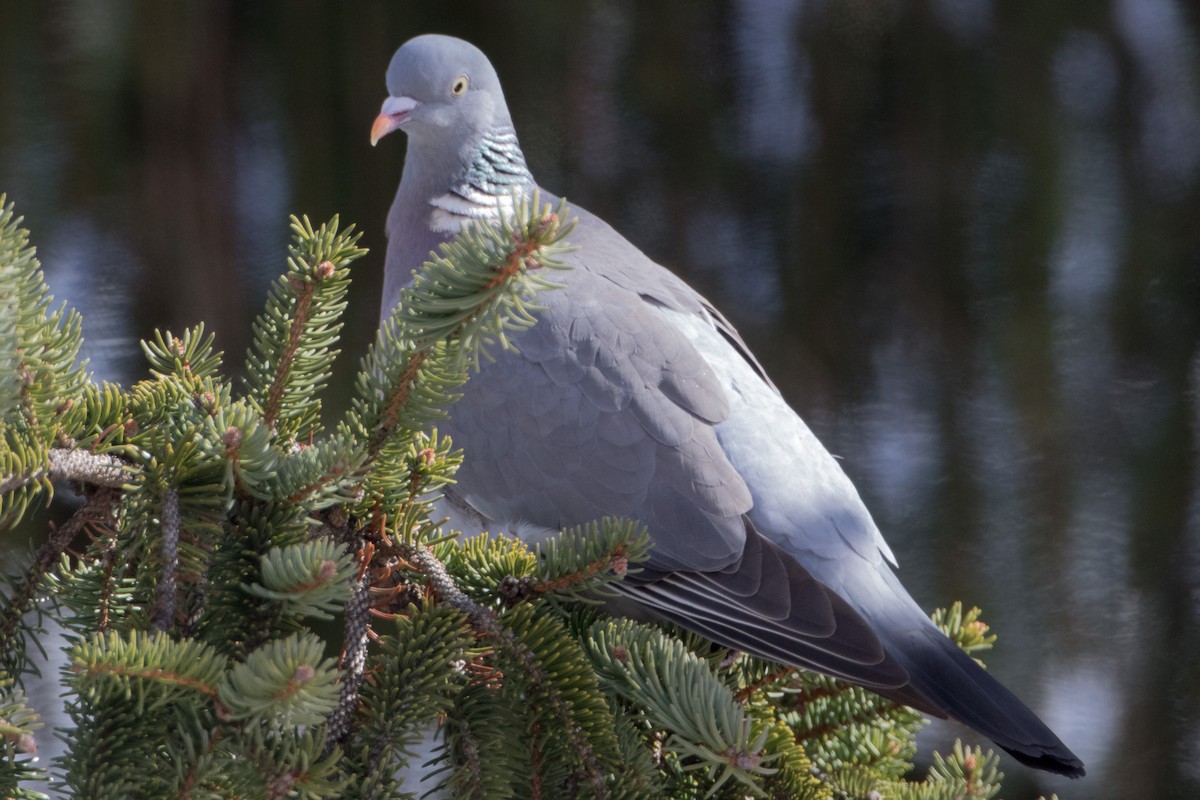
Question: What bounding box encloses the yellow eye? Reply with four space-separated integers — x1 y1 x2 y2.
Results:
451 76 469 96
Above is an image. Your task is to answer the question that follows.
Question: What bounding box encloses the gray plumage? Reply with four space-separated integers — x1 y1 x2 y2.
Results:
372 33 1083 777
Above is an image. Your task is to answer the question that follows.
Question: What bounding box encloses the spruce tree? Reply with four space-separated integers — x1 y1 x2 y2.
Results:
0 192 1038 798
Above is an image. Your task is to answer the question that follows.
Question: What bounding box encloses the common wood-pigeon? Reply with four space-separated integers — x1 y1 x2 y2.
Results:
372 33 1083 778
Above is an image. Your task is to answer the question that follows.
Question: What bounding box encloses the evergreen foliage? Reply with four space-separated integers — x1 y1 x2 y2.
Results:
0 190 1019 798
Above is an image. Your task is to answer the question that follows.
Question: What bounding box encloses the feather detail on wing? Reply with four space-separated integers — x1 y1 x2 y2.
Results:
622 517 914 691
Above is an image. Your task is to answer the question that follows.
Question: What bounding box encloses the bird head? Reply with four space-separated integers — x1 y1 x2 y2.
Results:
371 34 512 149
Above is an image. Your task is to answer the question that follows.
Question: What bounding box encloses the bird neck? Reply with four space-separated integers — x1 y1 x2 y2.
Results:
427 126 535 234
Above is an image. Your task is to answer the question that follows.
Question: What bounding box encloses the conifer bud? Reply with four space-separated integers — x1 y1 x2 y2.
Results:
531 212 558 240
267 772 296 798
727 750 761 769
198 390 217 415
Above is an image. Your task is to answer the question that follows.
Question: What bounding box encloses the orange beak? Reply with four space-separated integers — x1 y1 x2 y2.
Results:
370 96 420 146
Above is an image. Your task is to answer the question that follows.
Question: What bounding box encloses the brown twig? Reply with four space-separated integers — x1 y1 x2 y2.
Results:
262 276 319 429
733 666 795 703
0 488 120 651
96 537 118 634
370 350 429 457
532 543 630 595
66 661 219 698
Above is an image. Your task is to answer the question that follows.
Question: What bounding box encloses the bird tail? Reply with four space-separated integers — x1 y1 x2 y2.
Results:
863 570 1085 777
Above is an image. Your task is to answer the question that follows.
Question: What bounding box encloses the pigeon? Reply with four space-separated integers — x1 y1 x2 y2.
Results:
371 33 1084 778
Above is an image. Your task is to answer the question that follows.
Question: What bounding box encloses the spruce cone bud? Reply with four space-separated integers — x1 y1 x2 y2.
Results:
267 772 296 798
222 426 243 451
532 212 558 239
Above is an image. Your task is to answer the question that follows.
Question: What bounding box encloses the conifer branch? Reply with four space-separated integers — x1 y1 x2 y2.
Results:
796 698 899 743
394 541 485 624
67 660 221 699
457 722 487 800
532 544 630 594
325 570 369 752
733 666 795 703
262 274 319 429
0 488 118 652
0 715 37 755
245 216 363 441
0 448 128 496
96 539 118 635
369 349 429 457
529 519 649 600
66 630 225 699
153 487 180 631
0 471 36 499
48 448 129 487
392 540 607 795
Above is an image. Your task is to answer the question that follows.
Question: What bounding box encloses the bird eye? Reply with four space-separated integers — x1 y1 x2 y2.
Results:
451 76 469 96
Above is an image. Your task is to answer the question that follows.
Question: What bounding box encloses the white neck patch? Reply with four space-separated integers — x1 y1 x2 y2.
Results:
428 186 520 234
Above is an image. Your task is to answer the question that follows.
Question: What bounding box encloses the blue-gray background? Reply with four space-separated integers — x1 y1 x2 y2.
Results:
2 2 1198 798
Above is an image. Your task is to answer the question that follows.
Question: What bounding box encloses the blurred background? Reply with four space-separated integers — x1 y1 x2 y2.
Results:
1 1 1198 797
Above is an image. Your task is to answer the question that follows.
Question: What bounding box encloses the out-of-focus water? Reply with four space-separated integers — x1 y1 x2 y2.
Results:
2 3 1198 798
